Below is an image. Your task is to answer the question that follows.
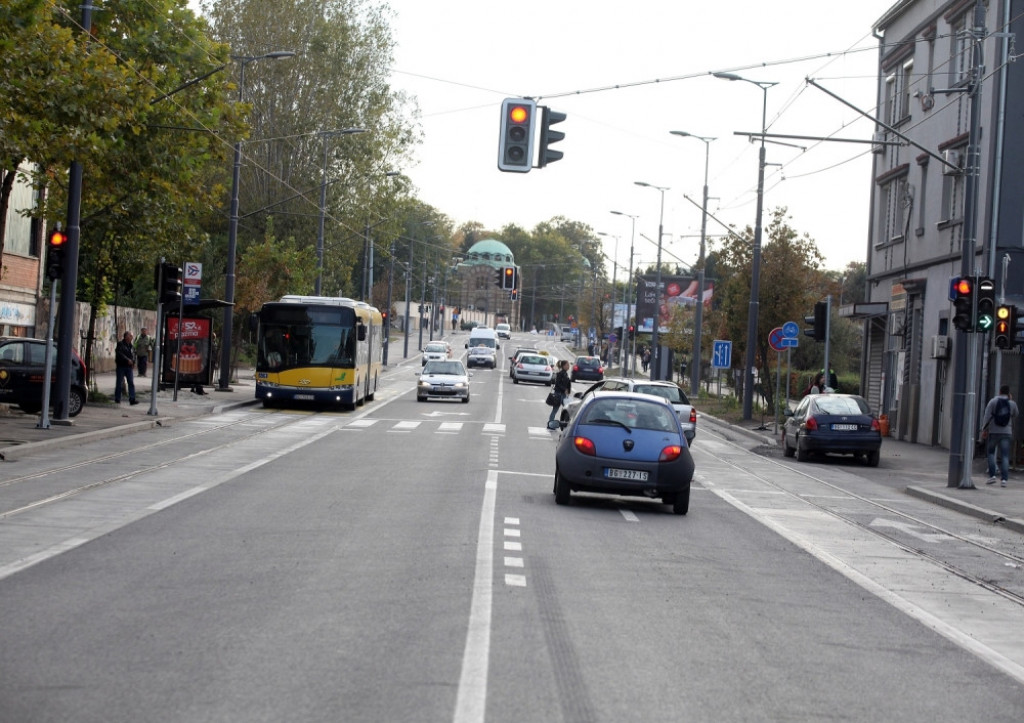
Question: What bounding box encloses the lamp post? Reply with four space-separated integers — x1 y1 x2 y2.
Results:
610 211 637 375
670 130 715 398
598 231 620 365
219 50 295 392
634 182 669 381
316 127 367 296
714 72 776 419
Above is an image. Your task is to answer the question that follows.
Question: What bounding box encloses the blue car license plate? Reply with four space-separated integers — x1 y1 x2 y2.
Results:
606 468 648 481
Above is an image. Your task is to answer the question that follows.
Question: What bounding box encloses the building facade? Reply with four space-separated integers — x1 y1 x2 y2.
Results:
453 239 520 330
0 164 45 337
865 0 1024 449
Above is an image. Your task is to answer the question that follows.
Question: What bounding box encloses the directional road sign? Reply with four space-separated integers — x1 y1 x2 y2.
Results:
782 320 799 338
712 339 732 369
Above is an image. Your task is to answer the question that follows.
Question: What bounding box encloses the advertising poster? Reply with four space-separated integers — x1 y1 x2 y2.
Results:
634 275 715 333
162 316 212 384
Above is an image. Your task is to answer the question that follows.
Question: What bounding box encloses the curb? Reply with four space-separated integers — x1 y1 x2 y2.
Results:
905 485 1024 534
0 420 162 461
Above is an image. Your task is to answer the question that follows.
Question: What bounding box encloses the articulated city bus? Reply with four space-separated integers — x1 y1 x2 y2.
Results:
253 295 383 409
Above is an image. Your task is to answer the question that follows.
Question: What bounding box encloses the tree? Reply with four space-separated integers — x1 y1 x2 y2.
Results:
710 207 825 414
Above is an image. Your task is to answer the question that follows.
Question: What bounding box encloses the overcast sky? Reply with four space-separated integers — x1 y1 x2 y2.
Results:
383 1 896 274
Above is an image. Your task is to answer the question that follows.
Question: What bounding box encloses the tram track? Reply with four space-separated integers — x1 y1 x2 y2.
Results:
699 423 1024 608
0 410 339 520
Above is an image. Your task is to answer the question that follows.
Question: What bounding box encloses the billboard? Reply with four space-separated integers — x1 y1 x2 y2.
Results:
635 275 714 333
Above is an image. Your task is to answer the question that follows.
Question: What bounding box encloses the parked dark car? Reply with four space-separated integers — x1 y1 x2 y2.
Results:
781 393 882 466
570 355 604 383
554 391 695 515
0 337 88 416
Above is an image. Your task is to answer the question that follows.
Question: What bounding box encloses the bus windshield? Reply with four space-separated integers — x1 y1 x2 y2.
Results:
258 305 357 371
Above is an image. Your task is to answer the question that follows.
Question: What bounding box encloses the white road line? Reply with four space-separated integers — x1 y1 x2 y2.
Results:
454 470 497 723
505 574 527 587
504 541 522 551
504 556 524 568
619 510 640 522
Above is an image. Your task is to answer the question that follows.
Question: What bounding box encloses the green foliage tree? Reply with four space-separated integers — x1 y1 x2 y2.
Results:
709 207 825 413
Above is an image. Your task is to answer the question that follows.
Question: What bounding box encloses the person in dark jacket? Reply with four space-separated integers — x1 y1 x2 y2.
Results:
114 331 138 405
547 359 572 430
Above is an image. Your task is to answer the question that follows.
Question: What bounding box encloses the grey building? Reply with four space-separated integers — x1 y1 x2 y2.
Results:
865 0 1023 450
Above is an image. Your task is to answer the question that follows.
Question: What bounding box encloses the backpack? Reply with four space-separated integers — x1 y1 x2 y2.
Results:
993 397 1012 427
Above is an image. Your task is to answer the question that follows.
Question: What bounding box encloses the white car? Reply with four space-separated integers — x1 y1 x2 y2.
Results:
560 326 575 343
421 341 450 366
417 360 471 402
511 353 554 385
495 322 511 339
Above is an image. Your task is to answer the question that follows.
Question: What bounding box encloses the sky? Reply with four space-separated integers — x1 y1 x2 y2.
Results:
382 0 897 276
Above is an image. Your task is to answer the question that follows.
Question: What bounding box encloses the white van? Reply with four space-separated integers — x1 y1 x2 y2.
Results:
466 327 499 368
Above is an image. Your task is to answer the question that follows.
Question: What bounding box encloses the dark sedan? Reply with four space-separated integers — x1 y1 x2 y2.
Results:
781 393 882 466
570 355 604 382
553 392 695 515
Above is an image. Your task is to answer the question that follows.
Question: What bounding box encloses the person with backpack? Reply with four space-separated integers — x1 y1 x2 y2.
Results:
981 384 1019 487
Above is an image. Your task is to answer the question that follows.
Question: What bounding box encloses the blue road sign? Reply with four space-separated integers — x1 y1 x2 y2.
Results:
781 337 799 348
712 339 732 369
782 320 799 338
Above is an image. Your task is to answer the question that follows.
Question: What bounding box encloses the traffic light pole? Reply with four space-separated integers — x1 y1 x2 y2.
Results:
948 0 986 489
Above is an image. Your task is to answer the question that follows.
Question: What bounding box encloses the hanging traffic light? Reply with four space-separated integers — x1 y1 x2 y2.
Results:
497 98 536 173
976 277 995 332
537 106 566 168
995 305 1013 349
46 228 68 281
803 301 827 342
628 324 635 340
494 267 505 288
160 262 182 305
952 276 974 332
502 266 515 290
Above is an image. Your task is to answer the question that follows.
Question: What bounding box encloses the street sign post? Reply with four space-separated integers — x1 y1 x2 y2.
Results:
712 340 732 369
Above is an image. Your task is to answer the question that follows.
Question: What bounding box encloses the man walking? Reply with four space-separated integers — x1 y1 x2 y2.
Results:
115 331 139 406
134 327 154 377
981 384 1018 487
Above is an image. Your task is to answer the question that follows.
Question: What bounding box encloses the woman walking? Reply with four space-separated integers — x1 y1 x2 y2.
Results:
547 359 572 430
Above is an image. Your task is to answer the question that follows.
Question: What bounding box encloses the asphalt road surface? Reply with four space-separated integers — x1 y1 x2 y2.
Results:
2 334 1024 722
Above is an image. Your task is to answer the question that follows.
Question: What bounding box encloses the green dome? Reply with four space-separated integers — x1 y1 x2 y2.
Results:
461 238 515 268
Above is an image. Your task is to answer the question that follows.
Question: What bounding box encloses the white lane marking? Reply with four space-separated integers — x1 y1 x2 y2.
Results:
504 517 519 525
483 423 505 435
454 470 497 723
505 574 527 587
620 510 640 522
439 422 464 432
345 419 378 428
504 528 521 538
504 556 524 568
504 541 522 551
391 421 420 431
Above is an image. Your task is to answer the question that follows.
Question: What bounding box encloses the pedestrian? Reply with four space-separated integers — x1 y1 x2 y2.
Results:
805 372 826 396
134 327 154 377
114 331 139 405
642 347 651 373
547 359 571 430
981 384 1019 487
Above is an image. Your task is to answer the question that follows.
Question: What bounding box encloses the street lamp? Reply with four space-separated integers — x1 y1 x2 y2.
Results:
714 72 777 419
670 130 715 398
219 50 295 392
598 231 620 365
316 127 367 296
634 182 669 381
610 210 637 375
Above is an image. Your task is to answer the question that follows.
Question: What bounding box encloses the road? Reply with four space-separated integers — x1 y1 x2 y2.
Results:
1 333 1024 722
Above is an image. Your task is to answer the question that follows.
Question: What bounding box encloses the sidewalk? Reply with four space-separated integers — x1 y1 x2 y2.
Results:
2 339 1024 535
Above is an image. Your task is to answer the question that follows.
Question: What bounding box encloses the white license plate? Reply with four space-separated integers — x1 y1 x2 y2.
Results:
606 468 648 481
831 423 858 431
294 394 315 400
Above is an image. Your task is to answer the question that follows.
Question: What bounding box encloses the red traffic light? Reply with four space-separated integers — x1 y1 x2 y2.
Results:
48 229 68 247
954 277 972 296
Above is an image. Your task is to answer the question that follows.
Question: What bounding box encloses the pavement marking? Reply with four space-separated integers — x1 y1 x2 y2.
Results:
620 510 640 522
483 423 505 435
504 556 524 568
504 541 522 551
454 470 497 723
504 574 527 587
438 422 464 433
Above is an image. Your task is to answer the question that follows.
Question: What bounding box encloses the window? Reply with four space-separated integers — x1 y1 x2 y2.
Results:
950 15 970 86
884 74 897 127
877 173 910 245
940 168 964 225
899 60 913 121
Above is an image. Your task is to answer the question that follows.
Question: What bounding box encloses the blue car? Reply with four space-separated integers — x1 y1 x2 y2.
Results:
553 392 695 515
